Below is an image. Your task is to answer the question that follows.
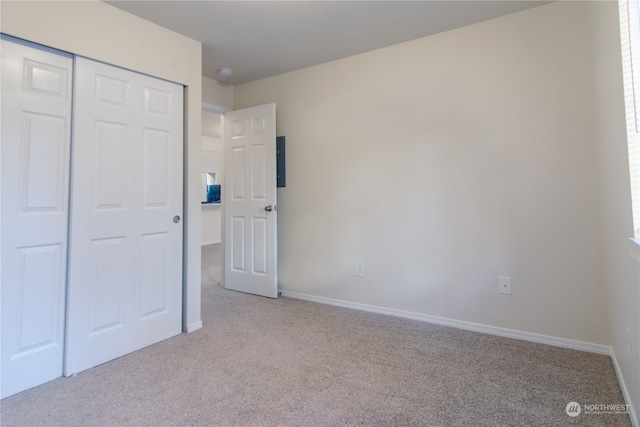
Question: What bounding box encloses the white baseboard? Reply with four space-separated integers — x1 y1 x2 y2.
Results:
610 349 639 427
201 240 221 246
185 320 203 333
280 290 611 355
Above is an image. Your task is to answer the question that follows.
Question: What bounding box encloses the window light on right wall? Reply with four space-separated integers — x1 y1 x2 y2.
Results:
619 0 640 239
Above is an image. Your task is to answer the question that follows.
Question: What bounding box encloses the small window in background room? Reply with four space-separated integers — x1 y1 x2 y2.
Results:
620 0 640 238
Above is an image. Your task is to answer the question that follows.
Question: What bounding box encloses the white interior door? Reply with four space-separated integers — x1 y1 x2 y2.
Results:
65 57 184 375
224 104 278 298
1 36 73 398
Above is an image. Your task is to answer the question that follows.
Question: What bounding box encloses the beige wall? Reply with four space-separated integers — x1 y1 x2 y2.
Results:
235 3 610 344
1 0 204 332
592 2 640 422
203 76 234 110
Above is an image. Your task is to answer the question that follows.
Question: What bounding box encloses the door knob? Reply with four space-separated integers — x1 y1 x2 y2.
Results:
173 215 181 223
264 205 273 212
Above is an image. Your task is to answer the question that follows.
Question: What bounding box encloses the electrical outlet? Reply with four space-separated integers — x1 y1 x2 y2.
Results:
355 262 365 278
626 326 633 359
499 276 512 295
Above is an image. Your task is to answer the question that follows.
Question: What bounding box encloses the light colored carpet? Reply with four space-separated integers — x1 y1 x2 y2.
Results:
0 244 631 426
201 243 222 286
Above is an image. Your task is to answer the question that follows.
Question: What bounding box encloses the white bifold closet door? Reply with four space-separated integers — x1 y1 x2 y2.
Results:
65 57 184 375
1 37 184 398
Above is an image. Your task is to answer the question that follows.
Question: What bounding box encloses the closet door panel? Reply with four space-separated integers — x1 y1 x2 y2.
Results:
66 57 183 375
1 36 73 399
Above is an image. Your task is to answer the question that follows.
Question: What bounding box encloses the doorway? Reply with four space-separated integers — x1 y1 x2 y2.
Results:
201 104 227 288
198 102 278 298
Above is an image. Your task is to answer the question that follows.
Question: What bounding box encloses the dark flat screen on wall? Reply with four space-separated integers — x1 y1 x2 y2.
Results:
277 136 286 188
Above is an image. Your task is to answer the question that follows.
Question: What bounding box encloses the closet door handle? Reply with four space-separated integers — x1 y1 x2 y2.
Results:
173 215 181 223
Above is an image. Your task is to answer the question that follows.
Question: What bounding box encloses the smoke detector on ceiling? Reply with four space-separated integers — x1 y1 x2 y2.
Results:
218 67 233 78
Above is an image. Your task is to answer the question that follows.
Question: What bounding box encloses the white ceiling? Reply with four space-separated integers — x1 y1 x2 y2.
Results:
106 1 550 86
